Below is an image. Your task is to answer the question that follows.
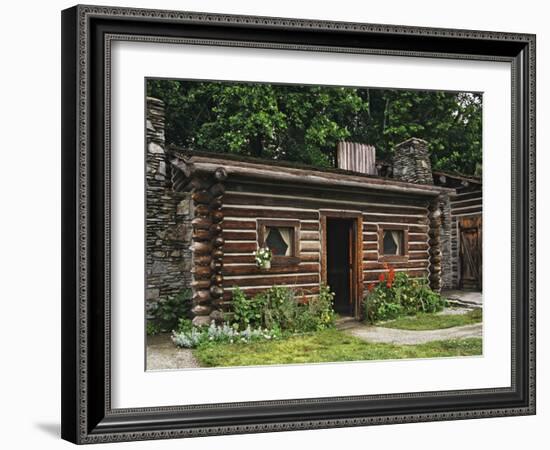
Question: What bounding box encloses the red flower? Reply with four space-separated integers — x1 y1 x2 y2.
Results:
367 283 375 292
378 273 385 282
386 282 392 289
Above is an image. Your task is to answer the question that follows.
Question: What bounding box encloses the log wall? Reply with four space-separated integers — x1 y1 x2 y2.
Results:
220 181 432 307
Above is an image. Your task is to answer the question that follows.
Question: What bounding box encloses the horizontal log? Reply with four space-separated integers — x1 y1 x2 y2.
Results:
363 269 428 281
363 223 378 232
301 241 320 252
300 231 320 241
191 280 210 289
223 193 427 215
214 167 228 181
451 206 483 215
211 211 224 223
210 285 224 298
363 260 429 271
362 232 378 242
363 214 428 225
363 242 378 251
192 229 213 241
192 242 212 255
194 255 212 266
222 230 257 241
363 251 378 261
301 222 320 231
408 251 429 261
222 285 320 301
300 252 320 263
450 197 482 209
223 263 319 276
408 225 429 233
193 289 211 304
191 217 213 230
409 242 429 251
192 190 213 204
223 206 318 220
224 241 257 253
222 219 256 230
223 273 319 288
453 190 482 201
225 181 432 207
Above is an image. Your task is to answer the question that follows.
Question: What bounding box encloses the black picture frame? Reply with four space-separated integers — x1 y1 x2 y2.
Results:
61 4 536 444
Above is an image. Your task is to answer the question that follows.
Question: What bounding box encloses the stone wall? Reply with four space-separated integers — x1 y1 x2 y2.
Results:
146 97 193 311
392 137 454 289
392 138 434 185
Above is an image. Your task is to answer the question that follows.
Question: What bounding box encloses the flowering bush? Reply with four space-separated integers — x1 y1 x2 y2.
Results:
364 265 447 323
254 246 272 269
171 321 281 348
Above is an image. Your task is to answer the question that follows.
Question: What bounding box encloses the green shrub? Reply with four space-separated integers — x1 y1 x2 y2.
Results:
149 288 192 332
231 286 264 330
230 285 336 333
146 321 161 336
296 284 336 331
257 286 300 331
364 268 446 323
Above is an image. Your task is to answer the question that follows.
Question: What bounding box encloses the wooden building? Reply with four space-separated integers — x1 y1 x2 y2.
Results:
433 171 482 290
168 148 454 325
145 97 480 326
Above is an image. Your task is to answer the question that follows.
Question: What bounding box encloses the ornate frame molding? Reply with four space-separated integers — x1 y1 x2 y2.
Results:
61 5 536 444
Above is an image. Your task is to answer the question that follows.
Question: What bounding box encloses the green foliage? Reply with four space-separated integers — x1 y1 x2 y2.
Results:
364 270 447 323
231 286 264 330
146 321 161 336
193 328 482 368
379 308 483 331
230 284 336 333
147 80 482 175
295 284 336 332
149 288 192 332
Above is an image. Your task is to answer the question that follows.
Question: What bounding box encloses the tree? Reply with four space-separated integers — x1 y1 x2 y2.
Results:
147 80 482 175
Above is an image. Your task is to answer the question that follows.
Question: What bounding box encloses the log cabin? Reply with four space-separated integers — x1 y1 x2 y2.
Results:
146 97 480 326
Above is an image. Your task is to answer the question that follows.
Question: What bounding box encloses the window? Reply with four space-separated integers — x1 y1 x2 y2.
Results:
258 219 300 264
379 226 408 261
383 230 404 255
265 226 294 256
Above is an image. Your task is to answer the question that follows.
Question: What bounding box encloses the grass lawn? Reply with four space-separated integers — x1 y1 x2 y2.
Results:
378 308 482 331
193 329 482 367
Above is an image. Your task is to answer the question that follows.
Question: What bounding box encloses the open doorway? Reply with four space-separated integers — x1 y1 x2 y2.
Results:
325 217 359 317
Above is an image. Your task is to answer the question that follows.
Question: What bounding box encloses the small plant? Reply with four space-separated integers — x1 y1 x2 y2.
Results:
150 288 192 332
254 246 272 269
364 265 447 323
171 321 281 349
231 286 264 330
146 321 161 336
296 284 336 331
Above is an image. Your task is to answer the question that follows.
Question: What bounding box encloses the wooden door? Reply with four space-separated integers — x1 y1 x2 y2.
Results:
326 219 354 316
459 216 482 290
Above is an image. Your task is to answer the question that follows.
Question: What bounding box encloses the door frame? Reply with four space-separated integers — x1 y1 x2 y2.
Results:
320 211 363 319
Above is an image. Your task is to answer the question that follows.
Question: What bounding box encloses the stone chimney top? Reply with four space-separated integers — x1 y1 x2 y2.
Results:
392 137 433 185
336 141 376 175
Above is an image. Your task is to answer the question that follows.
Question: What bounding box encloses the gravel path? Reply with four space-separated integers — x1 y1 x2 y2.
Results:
146 334 200 370
346 322 482 345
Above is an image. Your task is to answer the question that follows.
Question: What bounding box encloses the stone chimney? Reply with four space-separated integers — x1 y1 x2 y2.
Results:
392 138 433 185
337 141 376 175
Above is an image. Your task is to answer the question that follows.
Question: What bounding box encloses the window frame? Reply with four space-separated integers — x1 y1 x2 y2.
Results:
257 219 301 266
378 224 409 262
